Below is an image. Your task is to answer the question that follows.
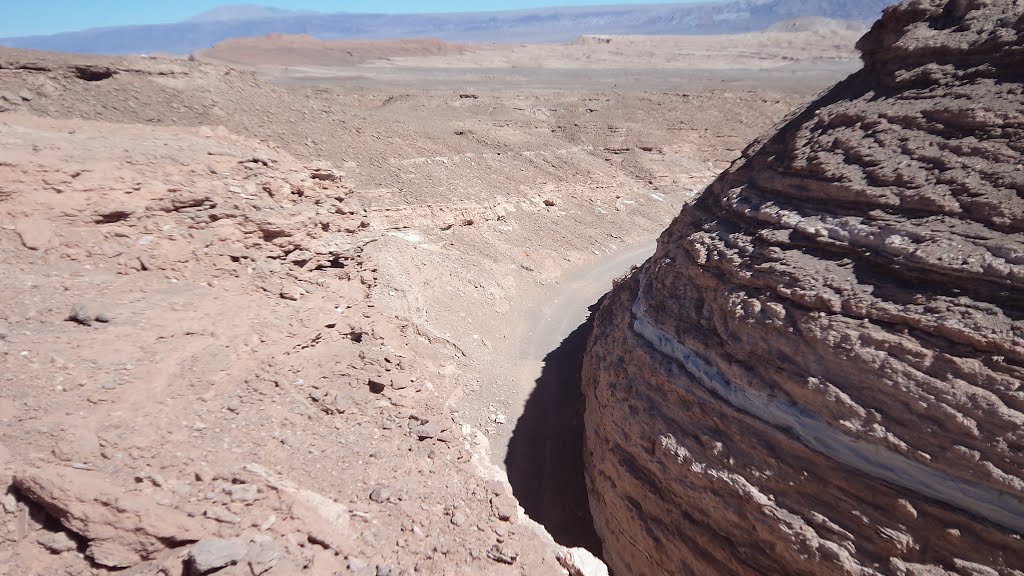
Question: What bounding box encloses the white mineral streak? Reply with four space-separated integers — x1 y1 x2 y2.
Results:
631 291 1024 533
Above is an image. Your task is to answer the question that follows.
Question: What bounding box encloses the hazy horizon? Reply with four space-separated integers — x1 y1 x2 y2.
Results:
3 0 710 37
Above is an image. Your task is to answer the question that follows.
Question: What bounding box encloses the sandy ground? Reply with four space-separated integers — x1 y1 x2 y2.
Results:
0 28 862 574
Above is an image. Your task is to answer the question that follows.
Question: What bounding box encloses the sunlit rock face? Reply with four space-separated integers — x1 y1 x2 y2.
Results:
582 1 1024 574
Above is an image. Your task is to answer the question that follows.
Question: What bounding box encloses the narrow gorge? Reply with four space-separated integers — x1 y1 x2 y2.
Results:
582 0 1024 574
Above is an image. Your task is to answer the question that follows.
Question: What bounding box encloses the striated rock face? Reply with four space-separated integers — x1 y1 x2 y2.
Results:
582 1 1024 575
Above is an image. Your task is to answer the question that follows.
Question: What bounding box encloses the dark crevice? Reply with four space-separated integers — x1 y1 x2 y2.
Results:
72 65 116 82
93 210 134 224
314 256 348 270
506 304 603 559
8 484 91 557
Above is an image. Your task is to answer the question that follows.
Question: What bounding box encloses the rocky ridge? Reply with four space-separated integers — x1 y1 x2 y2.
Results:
583 1 1024 574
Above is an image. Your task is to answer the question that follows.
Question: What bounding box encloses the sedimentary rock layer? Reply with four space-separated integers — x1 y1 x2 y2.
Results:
582 1 1024 574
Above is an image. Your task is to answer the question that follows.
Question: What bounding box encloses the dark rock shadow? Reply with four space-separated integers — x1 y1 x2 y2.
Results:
505 303 603 557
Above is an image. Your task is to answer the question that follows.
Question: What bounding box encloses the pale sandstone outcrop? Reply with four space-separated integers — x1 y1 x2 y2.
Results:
13 466 208 567
583 1 1024 574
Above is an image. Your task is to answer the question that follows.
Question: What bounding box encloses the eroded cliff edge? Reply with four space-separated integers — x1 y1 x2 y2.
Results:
582 1 1024 574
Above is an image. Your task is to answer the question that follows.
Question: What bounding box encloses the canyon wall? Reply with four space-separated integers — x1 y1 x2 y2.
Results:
582 1 1024 574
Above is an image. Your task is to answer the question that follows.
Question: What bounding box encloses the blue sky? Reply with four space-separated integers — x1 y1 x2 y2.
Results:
3 1 698 37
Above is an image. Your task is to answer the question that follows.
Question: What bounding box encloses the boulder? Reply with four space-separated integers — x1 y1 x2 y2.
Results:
582 1 1024 574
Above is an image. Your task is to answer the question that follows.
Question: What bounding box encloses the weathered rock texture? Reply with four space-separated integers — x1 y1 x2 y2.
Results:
13 466 207 567
583 1 1024 574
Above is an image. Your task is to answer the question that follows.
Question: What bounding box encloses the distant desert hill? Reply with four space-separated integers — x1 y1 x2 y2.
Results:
0 0 893 55
196 35 476 67
368 25 867 72
766 15 868 32
194 19 866 71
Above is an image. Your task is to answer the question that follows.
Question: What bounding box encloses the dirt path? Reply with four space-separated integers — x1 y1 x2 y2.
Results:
499 240 657 552
521 241 658 362
486 240 659 466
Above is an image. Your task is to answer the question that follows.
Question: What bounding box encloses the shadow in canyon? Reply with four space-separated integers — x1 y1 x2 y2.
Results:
505 303 603 557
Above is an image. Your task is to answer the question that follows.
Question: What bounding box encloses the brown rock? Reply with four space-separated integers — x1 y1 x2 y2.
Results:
246 536 280 576
89 540 143 569
410 420 444 440
14 218 56 250
485 544 517 565
583 1 1024 575
489 494 516 522
37 530 78 554
369 484 391 503
389 373 412 390
66 303 95 326
279 284 304 301
556 547 608 576
187 538 247 575
13 465 206 568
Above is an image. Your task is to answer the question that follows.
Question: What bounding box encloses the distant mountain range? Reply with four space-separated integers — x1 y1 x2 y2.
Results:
188 4 319 22
0 0 892 55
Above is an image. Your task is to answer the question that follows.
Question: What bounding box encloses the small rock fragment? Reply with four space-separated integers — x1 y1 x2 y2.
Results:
88 540 140 568
490 494 516 522
15 218 55 250
279 285 304 301
259 515 276 531
347 556 370 570
332 393 351 414
390 374 412 390
247 536 279 576
486 544 518 565
38 530 78 554
557 547 609 576
1 492 18 514
309 168 340 181
226 483 258 504
369 485 391 504
286 250 315 265
187 538 247 575
67 304 94 326
410 417 446 440
204 507 241 524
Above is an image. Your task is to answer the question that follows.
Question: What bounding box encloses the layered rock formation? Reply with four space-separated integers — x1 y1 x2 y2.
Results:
582 1 1024 574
